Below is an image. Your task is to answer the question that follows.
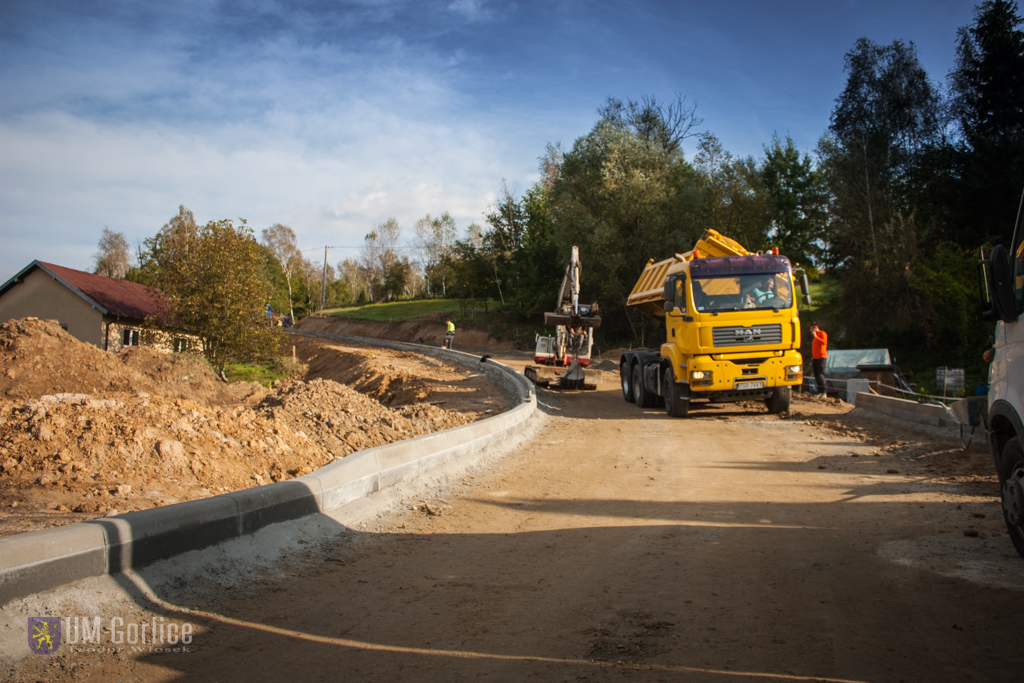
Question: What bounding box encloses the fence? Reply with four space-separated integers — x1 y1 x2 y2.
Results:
936 367 965 397
801 375 959 407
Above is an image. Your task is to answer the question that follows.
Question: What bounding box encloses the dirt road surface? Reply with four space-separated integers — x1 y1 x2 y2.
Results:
7 360 1024 682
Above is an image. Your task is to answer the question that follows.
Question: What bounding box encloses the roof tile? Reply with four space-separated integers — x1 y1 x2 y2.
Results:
36 262 165 320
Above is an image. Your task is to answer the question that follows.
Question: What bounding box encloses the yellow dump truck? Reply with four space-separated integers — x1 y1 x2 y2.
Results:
620 229 810 417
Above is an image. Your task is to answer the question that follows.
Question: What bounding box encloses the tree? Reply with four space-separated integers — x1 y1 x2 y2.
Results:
449 223 494 304
825 38 942 275
483 180 529 306
761 135 829 268
142 209 281 373
549 118 698 341
93 228 131 279
820 38 962 359
597 93 703 156
361 218 402 301
299 256 334 312
258 243 292 317
261 224 302 319
413 212 458 296
693 133 772 252
513 184 564 316
948 0 1024 246
337 258 370 303
383 258 413 300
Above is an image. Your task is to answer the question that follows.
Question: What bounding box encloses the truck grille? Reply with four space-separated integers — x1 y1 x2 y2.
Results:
712 324 783 347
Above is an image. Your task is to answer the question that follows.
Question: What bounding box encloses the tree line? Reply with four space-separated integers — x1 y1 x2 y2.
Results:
93 0 1023 375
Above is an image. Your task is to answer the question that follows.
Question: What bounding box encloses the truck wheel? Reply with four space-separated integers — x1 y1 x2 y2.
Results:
632 363 656 408
998 437 1024 558
662 369 689 418
766 386 791 414
620 362 635 403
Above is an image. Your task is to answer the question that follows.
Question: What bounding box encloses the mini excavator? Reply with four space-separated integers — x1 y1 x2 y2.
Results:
524 246 602 390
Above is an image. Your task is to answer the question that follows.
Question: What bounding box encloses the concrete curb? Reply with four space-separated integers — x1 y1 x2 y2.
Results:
0 331 536 605
854 392 960 432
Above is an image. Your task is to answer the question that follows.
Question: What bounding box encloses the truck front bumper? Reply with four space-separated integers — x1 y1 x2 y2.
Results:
687 351 803 396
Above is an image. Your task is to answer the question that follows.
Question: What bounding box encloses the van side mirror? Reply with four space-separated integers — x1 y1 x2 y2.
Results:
981 244 1017 324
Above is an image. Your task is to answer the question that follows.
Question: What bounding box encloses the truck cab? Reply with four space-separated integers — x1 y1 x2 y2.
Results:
979 190 1024 557
620 230 808 418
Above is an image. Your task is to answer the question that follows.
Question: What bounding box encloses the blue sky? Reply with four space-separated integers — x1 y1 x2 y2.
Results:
0 0 980 282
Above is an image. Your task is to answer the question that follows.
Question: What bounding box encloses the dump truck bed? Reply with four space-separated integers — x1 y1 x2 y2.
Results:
626 229 752 317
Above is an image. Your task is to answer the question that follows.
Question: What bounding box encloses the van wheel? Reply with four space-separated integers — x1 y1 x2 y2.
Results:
663 369 689 418
620 362 635 403
998 437 1024 558
766 386 791 414
632 363 656 408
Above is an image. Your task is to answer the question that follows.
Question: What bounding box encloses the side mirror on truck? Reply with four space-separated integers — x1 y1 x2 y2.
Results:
978 245 1017 324
663 275 683 314
979 182 1023 325
794 269 812 309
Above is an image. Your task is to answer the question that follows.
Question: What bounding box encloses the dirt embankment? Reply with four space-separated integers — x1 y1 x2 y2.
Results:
296 315 524 351
0 318 509 537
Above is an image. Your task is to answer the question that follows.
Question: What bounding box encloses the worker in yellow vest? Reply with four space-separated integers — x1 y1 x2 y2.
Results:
444 319 455 349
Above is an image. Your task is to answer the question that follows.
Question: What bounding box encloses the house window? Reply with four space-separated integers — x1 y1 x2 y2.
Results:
60 324 68 331
173 337 189 353
123 328 140 347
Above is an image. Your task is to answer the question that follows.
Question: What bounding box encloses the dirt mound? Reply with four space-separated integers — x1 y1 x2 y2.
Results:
255 378 473 458
0 319 258 407
298 337 469 406
0 318 149 399
0 379 475 535
0 319 503 537
119 346 243 406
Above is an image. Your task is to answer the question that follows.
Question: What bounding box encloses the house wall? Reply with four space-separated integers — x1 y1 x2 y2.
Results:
104 320 200 355
0 269 104 347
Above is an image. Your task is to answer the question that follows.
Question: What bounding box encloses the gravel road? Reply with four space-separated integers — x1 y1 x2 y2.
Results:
7 360 1024 682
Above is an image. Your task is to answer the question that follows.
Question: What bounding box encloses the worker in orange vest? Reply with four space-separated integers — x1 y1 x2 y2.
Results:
809 322 828 397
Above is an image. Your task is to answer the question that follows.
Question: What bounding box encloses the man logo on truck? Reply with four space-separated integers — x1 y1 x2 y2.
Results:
735 328 761 342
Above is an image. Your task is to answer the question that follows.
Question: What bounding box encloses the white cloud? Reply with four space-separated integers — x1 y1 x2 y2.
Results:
0 90 526 280
446 0 495 23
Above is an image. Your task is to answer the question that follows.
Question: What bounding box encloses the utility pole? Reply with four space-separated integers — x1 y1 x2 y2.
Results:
321 245 328 312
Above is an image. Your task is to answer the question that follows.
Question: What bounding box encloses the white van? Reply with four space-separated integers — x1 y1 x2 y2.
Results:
979 189 1024 557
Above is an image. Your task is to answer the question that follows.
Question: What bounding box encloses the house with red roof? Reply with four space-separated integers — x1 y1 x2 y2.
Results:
0 260 190 352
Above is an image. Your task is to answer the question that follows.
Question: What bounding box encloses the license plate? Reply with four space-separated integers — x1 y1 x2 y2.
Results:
736 381 764 390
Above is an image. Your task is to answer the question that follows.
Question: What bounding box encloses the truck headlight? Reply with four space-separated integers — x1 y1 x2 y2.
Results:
786 365 802 374
690 370 712 381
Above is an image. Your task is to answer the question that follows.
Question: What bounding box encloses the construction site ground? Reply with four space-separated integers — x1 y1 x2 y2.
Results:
4 320 1024 681
0 318 509 537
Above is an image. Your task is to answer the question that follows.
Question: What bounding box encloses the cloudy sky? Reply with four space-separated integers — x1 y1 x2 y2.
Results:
0 0 979 282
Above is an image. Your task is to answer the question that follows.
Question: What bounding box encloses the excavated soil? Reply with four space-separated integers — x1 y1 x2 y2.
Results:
296 314 524 351
0 318 509 536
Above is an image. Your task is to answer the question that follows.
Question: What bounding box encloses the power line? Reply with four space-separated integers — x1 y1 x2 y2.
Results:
298 244 421 254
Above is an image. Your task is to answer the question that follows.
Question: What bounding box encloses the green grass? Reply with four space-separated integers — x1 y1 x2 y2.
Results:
322 298 499 322
223 357 303 386
807 278 839 311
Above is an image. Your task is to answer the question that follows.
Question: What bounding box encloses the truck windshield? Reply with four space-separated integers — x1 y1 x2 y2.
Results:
691 272 793 313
